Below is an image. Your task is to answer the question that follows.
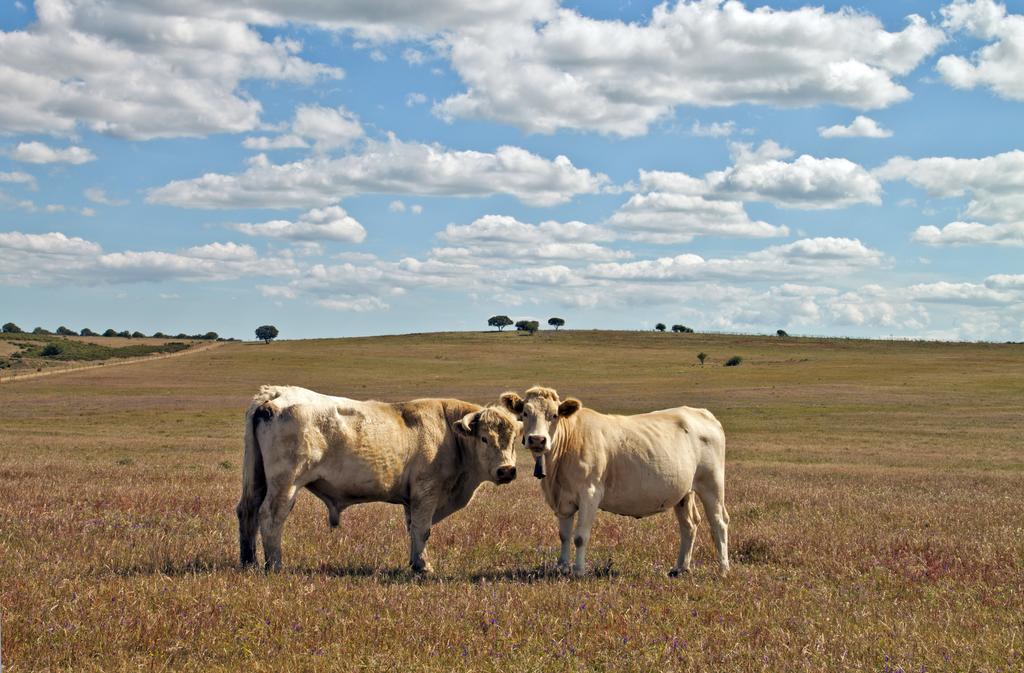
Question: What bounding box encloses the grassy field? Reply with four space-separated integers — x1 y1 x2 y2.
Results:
1 330 1022 672
0 333 200 376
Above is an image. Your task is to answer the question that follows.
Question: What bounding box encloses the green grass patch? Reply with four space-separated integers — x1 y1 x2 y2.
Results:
18 338 191 361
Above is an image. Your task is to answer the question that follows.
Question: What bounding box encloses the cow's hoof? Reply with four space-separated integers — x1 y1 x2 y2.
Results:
556 562 571 575
571 566 586 577
718 565 730 578
668 567 689 578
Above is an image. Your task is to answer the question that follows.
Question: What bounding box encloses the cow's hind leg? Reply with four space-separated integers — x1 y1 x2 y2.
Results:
259 476 298 572
669 491 701 577
237 492 264 568
694 471 730 577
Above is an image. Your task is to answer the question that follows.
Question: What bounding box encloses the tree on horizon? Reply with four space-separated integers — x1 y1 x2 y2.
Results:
488 315 513 331
548 317 565 330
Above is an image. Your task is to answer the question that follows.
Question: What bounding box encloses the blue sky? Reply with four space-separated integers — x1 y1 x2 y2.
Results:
1 0 1022 341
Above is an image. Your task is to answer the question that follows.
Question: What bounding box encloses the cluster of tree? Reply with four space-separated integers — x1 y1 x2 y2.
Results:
655 323 695 333
488 315 565 333
1 322 218 340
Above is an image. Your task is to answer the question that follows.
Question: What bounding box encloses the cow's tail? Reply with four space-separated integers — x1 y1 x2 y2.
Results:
237 390 276 567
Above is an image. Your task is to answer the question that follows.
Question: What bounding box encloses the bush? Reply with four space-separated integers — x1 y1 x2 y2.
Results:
102 329 118 337
152 332 168 339
2 322 23 333
776 329 789 337
56 326 76 336
32 327 52 335
41 343 62 357
201 331 218 340
80 328 97 337
725 355 743 367
117 330 131 338
131 331 146 339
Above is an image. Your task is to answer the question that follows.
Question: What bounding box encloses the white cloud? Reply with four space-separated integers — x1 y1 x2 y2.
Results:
0 230 296 286
232 206 366 243
44 204 65 213
691 120 735 138
148 135 608 208
402 48 425 65
913 221 1024 247
707 142 882 209
292 105 364 151
907 281 1019 305
80 207 95 216
84 188 128 206
818 115 893 139
0 171 36 188
877 150 1024 246
609 192 787 243
586 237 885 282
9 141 96 164
436 3 944 136
937 0 1024 101
242 134 309 151
369 49 387 62
0 2 342 139
433 214 629 262
986 274 1024 289
406 92 428 107
388 200 407 212
410 204 423 214
316 296 389 312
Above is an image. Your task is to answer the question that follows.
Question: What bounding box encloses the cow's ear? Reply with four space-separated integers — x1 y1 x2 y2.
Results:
558 398 581 417
455 411 479 435
499 391 524 414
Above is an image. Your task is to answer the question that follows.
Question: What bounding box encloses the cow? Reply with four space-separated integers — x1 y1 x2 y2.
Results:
236 385 521 573
500 386 730 577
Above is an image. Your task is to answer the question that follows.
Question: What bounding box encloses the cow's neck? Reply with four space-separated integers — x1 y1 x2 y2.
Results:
549 414 581 465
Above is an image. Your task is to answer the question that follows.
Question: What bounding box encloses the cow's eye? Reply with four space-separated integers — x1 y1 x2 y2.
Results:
481 436 489 444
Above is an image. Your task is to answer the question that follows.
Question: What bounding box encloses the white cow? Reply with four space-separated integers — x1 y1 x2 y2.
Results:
237 385 521 573
501 386 730 576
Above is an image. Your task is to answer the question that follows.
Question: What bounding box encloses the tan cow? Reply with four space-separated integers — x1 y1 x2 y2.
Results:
500 386 730 576
237 385 521 573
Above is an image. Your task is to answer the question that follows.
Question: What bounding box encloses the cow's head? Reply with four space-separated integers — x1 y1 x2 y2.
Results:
454 406 521 484
499 386 580 478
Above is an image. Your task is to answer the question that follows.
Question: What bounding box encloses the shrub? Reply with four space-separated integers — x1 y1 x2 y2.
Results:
202 331 218 340
777 329 789 337
80 328 97 336
41 343 62 357
2 322 23 333
32 327 52 335
152 332 168 339
697 352 707 366
102 329 117 337
725 355 743 367
117 330 131 338
131 331 146 339
56 326 76 336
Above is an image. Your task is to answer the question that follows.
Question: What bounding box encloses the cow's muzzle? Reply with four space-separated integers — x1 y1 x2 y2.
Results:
495 465 517 484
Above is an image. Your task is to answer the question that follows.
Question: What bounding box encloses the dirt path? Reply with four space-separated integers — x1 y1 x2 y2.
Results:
0 341 226 384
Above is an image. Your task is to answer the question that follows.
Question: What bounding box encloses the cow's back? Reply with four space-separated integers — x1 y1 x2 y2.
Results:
567 406 724 518
254 386 430 504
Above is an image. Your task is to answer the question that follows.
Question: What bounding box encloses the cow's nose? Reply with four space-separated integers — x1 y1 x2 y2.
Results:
526 434 547 450
496 466 517 483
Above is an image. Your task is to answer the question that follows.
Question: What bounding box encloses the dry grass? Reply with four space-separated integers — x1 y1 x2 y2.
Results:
1 331 1022 672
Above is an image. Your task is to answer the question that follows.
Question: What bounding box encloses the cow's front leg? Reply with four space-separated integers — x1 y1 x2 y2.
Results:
572 484 602 576
407 499 437 574
557 514 574 571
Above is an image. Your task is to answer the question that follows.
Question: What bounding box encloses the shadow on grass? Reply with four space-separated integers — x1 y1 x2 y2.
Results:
111 556 622 584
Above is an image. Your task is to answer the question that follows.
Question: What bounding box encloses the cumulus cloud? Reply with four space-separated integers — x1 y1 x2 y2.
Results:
433 214 629 262
0 171 36 188
907 280 1019 305
691 121 735 138
0 1 342 139
9 141 96 164
877 149 1024 246
291 105 364 151
436 2 944 136
913 221 1024 247
707 142 882 209
937 0 1024 101
231 206 366 243
818 115 893 139
609 192 787 243
242 135 309 151
0 230 296 286
84 187 128 206
148 135 608 208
